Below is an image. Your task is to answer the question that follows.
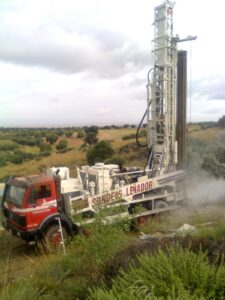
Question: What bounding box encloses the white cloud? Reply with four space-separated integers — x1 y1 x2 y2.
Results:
0 0 225 126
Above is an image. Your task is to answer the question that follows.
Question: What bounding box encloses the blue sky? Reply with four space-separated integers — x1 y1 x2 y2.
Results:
0 0 224 126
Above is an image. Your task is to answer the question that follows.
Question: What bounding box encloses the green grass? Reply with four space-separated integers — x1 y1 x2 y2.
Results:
0 222 130 300
1 204 225 299
193 221 225 241
89 246 225 299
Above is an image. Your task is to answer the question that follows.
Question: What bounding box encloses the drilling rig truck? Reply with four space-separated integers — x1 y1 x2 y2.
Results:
1 1 192 249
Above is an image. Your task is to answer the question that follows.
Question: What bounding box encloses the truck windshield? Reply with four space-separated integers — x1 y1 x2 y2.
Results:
5 185 26 207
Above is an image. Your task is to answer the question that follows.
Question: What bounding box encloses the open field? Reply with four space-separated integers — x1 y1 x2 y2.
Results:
0 127 142 180
1 125 225 181
189 126 225 142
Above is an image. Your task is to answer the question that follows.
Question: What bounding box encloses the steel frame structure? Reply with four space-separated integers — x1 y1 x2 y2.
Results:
147 0 177 175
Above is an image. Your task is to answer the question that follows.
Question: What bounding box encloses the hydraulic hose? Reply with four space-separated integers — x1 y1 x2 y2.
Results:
135 68 153 148
135 106 148 148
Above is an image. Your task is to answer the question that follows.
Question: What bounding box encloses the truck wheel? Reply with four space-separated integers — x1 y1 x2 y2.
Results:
136 215 149 227
154 200 168 209
44 224 68 252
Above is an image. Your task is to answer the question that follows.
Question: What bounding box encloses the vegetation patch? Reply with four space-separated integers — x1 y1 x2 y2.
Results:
0 222 130 300
90 246 225 300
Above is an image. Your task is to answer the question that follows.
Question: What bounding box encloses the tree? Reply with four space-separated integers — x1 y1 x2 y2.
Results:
86 141 114 165
85 132 98 145
56 140 68 151
55 129 64 137
83 126 99 145
46 134 58 144
84 126 99 134
218 115 225 128
65 130 73 138
77 131 85 138
105 155 125 169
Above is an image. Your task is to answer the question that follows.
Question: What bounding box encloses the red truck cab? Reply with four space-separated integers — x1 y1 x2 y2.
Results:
1 175 76 244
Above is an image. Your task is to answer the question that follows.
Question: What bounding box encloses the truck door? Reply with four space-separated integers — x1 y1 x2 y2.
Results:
25 183 57 230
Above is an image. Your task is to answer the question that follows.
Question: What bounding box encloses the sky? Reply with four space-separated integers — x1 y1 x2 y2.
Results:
0 0 225 127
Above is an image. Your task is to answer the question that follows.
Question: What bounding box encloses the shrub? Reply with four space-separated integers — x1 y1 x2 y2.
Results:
105 155 125 169
39 151 51 157
122 130 146 141
77 131 86 138
0 152 9 167
87 141 114 165
56 140 68 151
12 138 36 146
215 145 225 163
8 150 35 164
46 134 58 144
9 153 23 164
55 129 64 137
39 142 52 152
202 154 225 178
89 247 225 299
0 222 129 300
0 143 18 151
65 130 73 138
122 133 136 140
0 157 7 167
35 138 44 146
139 129 147 137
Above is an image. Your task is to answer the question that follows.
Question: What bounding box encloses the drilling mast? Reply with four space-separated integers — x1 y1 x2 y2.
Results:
147 0 177 175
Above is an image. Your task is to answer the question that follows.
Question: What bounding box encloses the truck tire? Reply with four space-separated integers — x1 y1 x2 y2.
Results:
44 224 68 252
154 200 168 209
136 215 149 227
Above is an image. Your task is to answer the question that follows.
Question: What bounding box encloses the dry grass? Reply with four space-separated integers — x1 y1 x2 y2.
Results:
1 126 224 180
188 127 225 142
187 124 202 132
0 128 138 179
0 231 39 287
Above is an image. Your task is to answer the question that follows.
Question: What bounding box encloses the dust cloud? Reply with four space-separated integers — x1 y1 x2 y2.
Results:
187 171 225 205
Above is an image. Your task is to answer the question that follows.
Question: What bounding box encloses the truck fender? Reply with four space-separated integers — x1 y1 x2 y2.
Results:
39 213 79 236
